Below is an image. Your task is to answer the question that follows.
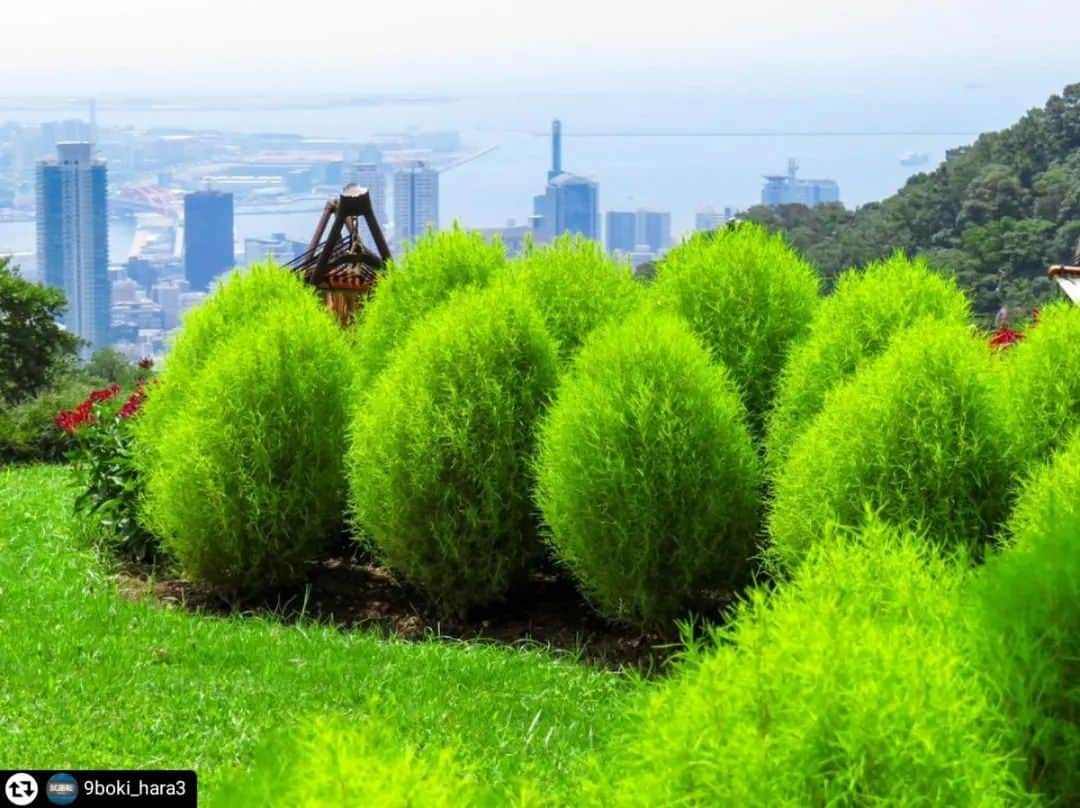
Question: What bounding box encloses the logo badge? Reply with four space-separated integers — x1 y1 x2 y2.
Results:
46 773 79 805
4 773 38 806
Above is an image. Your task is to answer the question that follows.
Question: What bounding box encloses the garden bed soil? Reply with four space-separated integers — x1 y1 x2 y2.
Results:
115 557 734 673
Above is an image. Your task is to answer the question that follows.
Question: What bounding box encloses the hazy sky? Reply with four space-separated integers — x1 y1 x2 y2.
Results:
2 0 1079 95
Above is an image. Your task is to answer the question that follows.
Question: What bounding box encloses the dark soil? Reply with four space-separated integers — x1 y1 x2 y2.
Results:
115 556 736 673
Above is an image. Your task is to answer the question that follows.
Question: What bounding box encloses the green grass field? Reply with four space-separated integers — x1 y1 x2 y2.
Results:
0 465 628 803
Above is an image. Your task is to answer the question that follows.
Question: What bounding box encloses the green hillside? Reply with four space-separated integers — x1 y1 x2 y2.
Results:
744 82 1080 318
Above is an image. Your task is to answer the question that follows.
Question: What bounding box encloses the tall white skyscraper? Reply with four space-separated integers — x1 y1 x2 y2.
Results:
393 163 439 245
347 162 388 228
36 142 110 349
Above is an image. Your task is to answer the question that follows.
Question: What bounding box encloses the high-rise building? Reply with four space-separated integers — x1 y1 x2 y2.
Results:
347 162 388 228
762 159 840 208
183 190 234 292
36 142 110 349
393 163 439 245
531 120 599 243
606 209 671 253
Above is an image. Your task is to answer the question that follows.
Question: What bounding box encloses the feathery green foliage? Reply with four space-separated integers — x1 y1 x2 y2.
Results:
215 714 491 807
139 301 354 595
353 226 506 385
134 264 316 470
349 286 559 614
599 521 1028 806
766 253 971 470
768 319 1014 573
968 430 1080 802
495 235 642 363
535 309 760 626
996 301 1080 468
651 222 820 435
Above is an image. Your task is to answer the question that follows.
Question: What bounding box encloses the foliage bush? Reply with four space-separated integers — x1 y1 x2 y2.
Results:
495 235 642 362
996 301 1080 468
534 309 760 626
58 379 158 563
349 286 559 614
139 301 354 595
768 319 1015 573
216 714 490 807
651 222 820 435
599 521 1028 806
765 253 971 469
0 376 98 463
968 430 1080 802
134 263 317 469
353 226 506 385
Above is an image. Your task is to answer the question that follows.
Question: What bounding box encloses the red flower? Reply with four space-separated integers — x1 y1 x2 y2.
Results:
989 327 1024 350
138 357 154 371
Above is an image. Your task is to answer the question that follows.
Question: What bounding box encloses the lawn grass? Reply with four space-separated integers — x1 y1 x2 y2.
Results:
0 465 629 803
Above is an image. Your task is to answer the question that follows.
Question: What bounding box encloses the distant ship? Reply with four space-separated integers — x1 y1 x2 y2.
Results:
900 151 930 167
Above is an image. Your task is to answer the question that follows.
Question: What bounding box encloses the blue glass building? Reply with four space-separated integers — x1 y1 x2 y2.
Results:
184 190 235 291
531 120 599 242
36 142 110 349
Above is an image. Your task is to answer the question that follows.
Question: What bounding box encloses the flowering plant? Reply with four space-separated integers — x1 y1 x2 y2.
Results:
57 372 160 563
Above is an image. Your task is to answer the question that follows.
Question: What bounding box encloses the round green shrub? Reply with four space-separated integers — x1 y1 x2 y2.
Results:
139 300 354 595
768 318 1015 573
353 225 506 385
996 301 1080 468
651 222 820 435
216 716 488 807
534 309 760 626
766 253 970 470
349 286 559 614
495 234 642 362
135 263 318 467
599 520 1028 806
969 429 1080 802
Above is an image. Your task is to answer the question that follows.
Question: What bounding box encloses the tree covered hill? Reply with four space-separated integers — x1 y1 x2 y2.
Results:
742 83 1080 319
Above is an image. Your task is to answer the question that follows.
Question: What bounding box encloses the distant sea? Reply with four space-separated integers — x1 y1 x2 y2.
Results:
0 85 1057 276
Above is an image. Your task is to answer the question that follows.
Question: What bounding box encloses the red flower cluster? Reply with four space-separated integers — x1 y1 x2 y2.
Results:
118 381 152 419
138 357 155 371
989 328 1024 350
55 384 121 434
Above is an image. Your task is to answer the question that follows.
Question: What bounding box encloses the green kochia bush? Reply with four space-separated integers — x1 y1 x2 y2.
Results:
997 301 1080 468
535 309 760 626
353 226 506 385
139 301 354 595
135 263 316 467
216 715 490 807
495 235 642 362
651 222 819 435
349 287 559 614
766 253 970 470
768 319 1014 573
600 521 1027 806
968 430 1080 802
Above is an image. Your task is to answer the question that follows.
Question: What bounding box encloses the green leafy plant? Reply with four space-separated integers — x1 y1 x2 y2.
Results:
353 225 506 386
58 378 158 563
968 429 1080 802
138 301 354 596
766 253 971 470
996 301 1080 469
651 222 820 435
534 308 760 626
495 234 642 362
349 286 559 614
597 520 1028 806
134 263 319 474
768 319 1015 573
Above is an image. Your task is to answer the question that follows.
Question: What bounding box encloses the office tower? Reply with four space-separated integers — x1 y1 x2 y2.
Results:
695 207 735 231
762 159 840 208
347 162 388 227
531 120 599 243
36 142 110 349
393 163 439 244
183 190 234 292
606 209 672 253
